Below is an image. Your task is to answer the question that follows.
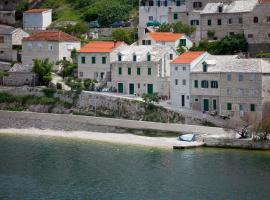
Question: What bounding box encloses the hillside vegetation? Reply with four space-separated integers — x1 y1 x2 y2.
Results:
39 0 138 26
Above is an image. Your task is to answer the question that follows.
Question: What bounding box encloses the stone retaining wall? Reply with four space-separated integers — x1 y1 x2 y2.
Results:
204 138 270 150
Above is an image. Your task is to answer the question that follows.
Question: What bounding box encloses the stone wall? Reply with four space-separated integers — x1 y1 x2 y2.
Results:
204 137 270 150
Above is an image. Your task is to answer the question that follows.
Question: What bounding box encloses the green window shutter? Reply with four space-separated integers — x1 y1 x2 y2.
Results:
201 80 209 88
227 103 232 111
81 56 85 64
102 57 106 64
118 83 124 93
142 40 146 45
92 56 96 64
194 80 198 88
211 81 218 88
118 67 122 75
250 104 256 111
137 67 141 75
148 67 151 75
180 39 186 46
128 67 131 75
147 54 151 61
174 13 178 20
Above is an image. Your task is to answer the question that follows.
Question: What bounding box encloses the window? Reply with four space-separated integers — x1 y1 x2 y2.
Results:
118 54 122 61
175 79 178 85
142 40 146 45
176 0 181 6
248 34 254 38
217 19 222 26
63 57 66 61
228 18 233 24
229 32 235 36
81 56 85 64
133 54 137 62
250 104 256 112
0 36 4 43
137 67 141 75
213 99 217 110
238 88 244 96
183 66 186 71
195 99 199 102
118 67 122 75
148 67 152 75
102 57 107 64
194 80 198 88
147 54 151 61
250 74 256 81
48 43 53 51
267 16 270 22
239 17 243 24
201 80 209 88
227 73 232 81
37 42 43 49
268 33 270 38
79 72 83 77
0 51 4 54
182 79 186 85
170 54 173 60
147 40 152 45
175 66 178 71
174 13 178 20
203 63 208 72
211 81 218 88
227 103 232 111
149 16 153 21
128 67 131 75
249 88 255 97
254 17 258 23
138 83 140 89
208 19 212 26
193 2 202 8
238 74 244 81
190 20 199 26
179 39 186 46
218 5 223 13
227 88 232 95
92 56 96 64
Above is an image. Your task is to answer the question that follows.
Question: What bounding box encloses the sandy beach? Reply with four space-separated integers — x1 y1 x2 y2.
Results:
0 128 204 149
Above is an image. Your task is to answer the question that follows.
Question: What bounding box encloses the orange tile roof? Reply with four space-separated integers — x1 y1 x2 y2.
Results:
148 32 183 42
171 51 206 64
24 8 51 13
23 31 80 42
79 41 125 53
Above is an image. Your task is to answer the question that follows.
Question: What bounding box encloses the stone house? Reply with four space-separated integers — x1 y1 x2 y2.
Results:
23 8 52 30
3 63 38 86
170 51 208 108
0 25 29 62
77 41 127 81
110 45 177 98
22 31 81 70
139 32 193 50
0 0 19 26
171 51 270 121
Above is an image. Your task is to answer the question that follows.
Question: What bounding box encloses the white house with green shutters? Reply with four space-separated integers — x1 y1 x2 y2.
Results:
110 44 177 98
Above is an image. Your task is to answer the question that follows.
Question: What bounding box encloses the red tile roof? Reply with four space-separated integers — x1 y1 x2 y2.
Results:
79 41 125 53
258 0 270 3
23 31 80 42
148 32 184 42
171 51 206 64
24 8 51 13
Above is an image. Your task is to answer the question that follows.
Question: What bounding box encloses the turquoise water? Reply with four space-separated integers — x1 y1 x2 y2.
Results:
0 134 270 200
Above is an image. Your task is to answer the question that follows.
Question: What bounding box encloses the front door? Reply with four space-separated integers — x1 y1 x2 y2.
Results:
147 84 153 94
181 95 185 107
213 99 217 110
118 83 124 93
203 99 209 111
129 83 134 95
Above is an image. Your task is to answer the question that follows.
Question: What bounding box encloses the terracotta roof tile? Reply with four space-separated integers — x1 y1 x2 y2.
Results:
148 32 183 42
23 31 80 42
24 8 51 13
171 51 206 64
79 41 125 53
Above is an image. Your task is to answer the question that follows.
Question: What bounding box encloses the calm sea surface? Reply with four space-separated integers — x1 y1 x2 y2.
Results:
0 133 270 200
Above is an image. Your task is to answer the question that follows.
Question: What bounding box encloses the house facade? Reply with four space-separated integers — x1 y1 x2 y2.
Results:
110 45 177 97
0 25 29 62
23 9 52 30
77 41 126 81
22 31 81 69
139 32 193 50
0 0 18 26
170 51 270 121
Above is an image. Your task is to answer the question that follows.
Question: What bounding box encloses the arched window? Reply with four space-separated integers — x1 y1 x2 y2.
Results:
133 54 137 62
147 53 151 61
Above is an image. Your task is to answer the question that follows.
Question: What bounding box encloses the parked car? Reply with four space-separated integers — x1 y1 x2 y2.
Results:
146 20 161 27
110 21 130 28
89 20 100 28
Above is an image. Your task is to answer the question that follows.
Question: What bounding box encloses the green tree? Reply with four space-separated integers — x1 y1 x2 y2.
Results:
33 59 53 86
112 28 137 44
157 22 196 36
253 118 270 141
83 79 97 91
58 21 88 37
142 93 160 110
57 60 77 78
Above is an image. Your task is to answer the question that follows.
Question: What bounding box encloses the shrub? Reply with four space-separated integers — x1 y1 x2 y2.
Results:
42 88 57 98
56 82 63 90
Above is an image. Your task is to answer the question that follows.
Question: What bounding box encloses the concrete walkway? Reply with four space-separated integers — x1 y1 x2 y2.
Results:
51 73 71 91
